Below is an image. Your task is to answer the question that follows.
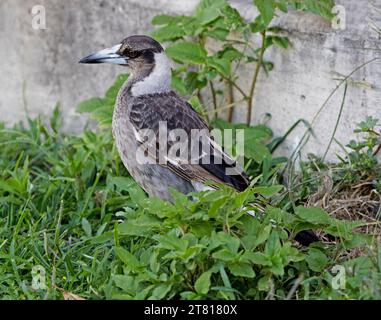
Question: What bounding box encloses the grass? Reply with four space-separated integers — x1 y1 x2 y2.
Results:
0 106 381 300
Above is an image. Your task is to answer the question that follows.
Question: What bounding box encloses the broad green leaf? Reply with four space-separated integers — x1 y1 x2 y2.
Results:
306 248 329 272
245 140 271 163
252 185 283 198
241 252 271 266
295 206 332 225
228 262 255 278
105 74 128 99
195 271 212 295
212 248 237 261
171 74 187 96
151 25 186 42
269 255 284 275
166 42 207 64
118 218 158 236
254 0 275 26
154 234 188 252
257 275 271 291
76 97 108 114
271 36 290 49
151 14 186 25
114 247 141 269
151 284 172 299
221 5 246 30
207 56 231 77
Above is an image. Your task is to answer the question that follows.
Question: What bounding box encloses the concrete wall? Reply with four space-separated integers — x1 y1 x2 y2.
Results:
0 0 380 160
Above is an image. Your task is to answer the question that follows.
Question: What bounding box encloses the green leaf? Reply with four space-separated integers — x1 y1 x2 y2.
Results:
252 185 283 198
271 36 290 49
166 42 207 64
171 74 188 96
81 218 92 237
194 271 212 295
154 234 188 252
151 284 172 299
188 96 207 118
306 248 329 272
207 56 231 77
245 140 271 163
228 262 255 278
118 219 157 236
241 252 271 266
151 25 186 42
221 5 246 30
105 74 128 99
277 0 288 12
257 275 271 291
212 248 237 261
295 206 332 225
76 97 108 114
151 14 185 25
114 247 141 269
254 0 275 26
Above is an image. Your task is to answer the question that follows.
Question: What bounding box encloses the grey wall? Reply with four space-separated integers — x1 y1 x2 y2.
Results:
0 0 380 161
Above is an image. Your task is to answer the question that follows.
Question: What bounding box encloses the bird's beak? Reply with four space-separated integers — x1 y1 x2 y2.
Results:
79 44 128 65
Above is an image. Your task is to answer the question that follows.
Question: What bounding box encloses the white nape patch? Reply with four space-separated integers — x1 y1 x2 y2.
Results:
191 181 215 192
131 52 172 96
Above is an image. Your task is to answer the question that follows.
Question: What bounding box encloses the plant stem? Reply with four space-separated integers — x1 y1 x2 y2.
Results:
221 75 247 98
322 82 348 162
209 81 218 119
246 31 266 126
226 81 235 122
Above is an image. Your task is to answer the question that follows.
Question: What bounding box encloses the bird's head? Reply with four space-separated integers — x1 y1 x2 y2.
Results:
79 35 164 72
80 35 172 96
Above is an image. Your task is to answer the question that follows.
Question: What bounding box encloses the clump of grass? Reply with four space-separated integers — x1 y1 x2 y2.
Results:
294 117 381 242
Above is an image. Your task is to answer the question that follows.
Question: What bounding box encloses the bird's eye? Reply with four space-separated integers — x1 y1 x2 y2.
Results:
128 51 141 59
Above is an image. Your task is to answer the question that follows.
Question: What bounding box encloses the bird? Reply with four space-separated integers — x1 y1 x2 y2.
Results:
79 35 318 246
79 35 250 202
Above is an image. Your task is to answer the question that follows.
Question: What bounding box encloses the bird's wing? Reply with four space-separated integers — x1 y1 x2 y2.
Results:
129 91 250 191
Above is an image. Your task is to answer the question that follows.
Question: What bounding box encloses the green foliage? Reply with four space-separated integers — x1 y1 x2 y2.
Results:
0 108 380 300
77 74 128 126
347 116 381 174
151 0 336 124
